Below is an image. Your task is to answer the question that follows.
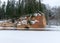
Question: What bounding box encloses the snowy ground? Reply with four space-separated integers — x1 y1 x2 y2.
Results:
45 25 60 31
0 31 60 43
0 25 59 31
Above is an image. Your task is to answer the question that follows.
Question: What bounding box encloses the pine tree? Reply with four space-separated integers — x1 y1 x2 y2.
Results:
6 0 16 18
6 0 11 18
38 0 43 12
2 2 6 19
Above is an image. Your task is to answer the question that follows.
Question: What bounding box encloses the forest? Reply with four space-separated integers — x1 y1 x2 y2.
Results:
0 0 47 19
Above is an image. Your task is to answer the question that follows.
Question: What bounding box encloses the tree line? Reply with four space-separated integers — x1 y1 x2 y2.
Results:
0 0 47 19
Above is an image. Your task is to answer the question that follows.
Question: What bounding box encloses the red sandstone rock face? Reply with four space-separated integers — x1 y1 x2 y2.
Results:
16 14 46 29
31 15 46 28
31 22 40 28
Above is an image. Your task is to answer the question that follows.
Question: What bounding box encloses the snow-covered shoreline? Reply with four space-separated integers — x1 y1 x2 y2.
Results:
0 20 59 31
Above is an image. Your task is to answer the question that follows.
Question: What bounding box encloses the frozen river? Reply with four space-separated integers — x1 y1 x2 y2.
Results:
0 30 60 43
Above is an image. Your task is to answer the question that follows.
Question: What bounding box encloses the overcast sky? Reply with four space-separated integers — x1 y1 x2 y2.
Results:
1 0 60 7
42 0 60 7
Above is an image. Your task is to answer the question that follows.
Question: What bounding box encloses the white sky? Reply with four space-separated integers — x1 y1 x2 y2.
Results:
1 0 60 7
42 0 60 7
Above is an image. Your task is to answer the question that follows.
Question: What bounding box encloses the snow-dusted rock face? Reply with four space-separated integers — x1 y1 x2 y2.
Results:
0 20 5 23
34 13 41 16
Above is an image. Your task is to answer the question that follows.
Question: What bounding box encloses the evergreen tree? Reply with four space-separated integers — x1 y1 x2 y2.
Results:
25 0 36 14
6 0 15 18
1 2 6 19
17 0 22 17
38 0 43 12
6 0 11 18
